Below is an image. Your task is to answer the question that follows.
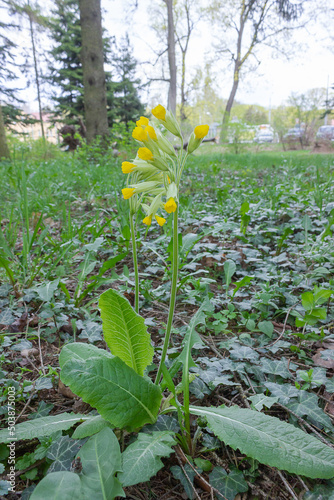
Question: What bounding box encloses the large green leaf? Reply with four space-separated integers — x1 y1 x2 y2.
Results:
99 288 153 375
190 405 334 479
30 471 81 500
61 356 161 431
59 342 113 368
119 431 176 487
0 413 89 444
78 427 124 500
72 415 111 439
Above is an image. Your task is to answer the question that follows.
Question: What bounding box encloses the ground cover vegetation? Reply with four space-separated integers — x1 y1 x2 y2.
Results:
0 116 334 498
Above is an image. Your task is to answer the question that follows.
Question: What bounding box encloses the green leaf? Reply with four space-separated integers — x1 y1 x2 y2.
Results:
99 288 153 376
209 467 248 500
258 321 274 337
189 405 334 479
248 394 279 411
286 392 333 431
264 382 300 404
78 428 124 500
0 413 89 444
171 464 198 499
35 278 60 302
29 471 81 500
0 308 14 325
302 291 315 311
60 356 162 431
72 415 112 439
260 358 292 379
47 436 82 473
224 260 236 290
59 343 113 369
119 431 176 487
313 288 333 305
232 276 253 297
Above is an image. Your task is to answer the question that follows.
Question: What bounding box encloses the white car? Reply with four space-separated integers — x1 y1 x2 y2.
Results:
316 125 334 141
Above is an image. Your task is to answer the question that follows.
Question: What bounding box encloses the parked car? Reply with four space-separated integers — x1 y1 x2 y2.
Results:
254 131 274 143
283 127 304 140
315 125 334 141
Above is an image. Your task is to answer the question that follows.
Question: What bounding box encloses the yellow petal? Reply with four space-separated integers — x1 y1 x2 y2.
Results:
194 124 209 139
155 215 166 226
122 188 135 200
145 125 157 141
136 116 149 127
138 147 154 161
164 197 177 213
122 161 135 174
143 215 152 226
132 127 148 142
152 104 166 121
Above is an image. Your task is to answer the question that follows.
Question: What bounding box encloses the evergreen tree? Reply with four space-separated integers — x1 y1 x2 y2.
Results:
107 34 145 127
47 0 84 125
0 1 20 158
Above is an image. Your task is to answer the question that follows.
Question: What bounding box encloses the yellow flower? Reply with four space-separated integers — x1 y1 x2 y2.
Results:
122 188 135 199
138 147 154 161
152 104 166 121
122 162 135 174
136 116 149 127
164 197 177 213
155 215 166 226
132 127 148 142
143 214 152 226
145 125 157 141
194 124 209 139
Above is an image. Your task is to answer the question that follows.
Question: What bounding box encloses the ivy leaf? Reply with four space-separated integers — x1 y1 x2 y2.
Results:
286 392 333 431
264 382 300 404
29 471 81 500
99 288 153 376
248 394 279 411
260 359 293 379
47 436 83 473
230 345 259 362
190 405 334 479
60 356 162 431
171 464 199 500
119 431 176 487
0 309 14 325
209 467 248 500
78 427 124 500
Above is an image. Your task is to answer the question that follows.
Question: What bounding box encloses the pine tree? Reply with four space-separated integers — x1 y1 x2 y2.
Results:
108 34 145 127
47 0 84 125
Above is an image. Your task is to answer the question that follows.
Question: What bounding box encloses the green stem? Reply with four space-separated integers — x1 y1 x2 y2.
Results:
155 207 179 384
130 215 139 314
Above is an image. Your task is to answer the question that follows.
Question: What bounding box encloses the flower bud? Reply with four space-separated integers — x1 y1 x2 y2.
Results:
187 124 209 154
132 127 148 142
136 116 149 127
138 147 154 161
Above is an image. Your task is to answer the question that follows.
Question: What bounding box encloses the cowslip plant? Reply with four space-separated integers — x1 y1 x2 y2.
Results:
3 107 334 499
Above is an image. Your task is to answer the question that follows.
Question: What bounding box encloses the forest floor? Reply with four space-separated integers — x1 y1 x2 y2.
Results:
0 144 334 499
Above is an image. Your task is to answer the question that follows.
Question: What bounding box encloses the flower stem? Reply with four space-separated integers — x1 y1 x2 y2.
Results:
130 215 139 314
154 207 179 384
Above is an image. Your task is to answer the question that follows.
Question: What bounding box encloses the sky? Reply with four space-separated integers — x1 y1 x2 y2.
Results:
5 0 334 112
102 0 334 109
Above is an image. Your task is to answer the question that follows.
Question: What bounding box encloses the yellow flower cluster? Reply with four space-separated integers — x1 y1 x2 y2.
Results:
121 104 209 228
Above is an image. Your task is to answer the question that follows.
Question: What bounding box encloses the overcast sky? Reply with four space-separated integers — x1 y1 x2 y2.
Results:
103 0 334 108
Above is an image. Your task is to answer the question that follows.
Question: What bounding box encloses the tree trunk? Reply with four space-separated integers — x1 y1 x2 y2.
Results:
0 105 10 159
223 62 241 125
164 0 177 115
78 0 108 143
28 10 45 139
